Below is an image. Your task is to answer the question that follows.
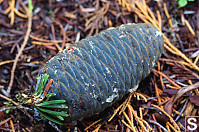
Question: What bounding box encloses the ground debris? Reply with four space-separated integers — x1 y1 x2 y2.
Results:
0 0 199 131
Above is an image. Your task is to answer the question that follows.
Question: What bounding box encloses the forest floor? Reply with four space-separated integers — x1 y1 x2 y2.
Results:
0 0 199 131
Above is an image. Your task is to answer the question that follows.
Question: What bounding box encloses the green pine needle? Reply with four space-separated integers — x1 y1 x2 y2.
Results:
28 0 34 13
33 74 49 97
36 104 68 109
56 116 64 121
38 110 64 125
45 93 56 101
34 74 69 125
37 107 69 117
35 100 66 107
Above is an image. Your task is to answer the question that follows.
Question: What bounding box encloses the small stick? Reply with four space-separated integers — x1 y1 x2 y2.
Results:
166 123 171 132
194 55 199 64
154 80 162 104
10 119 15 132
175 99 188 121
151 104 180 131
156 10 162 30
51 24 62 51
0 59 20 66
0 106 33 112
0 93 19 106
54 20 66 49
123 111 136 131
0 117 11 126
31 41 57 46
152 69 181 89
84 119 102 131
164 35 199 71
164 44 178 55
30 35 63 43
148 120 168 132
92 124 101 132
134 92 147 102
184 19 195 36
163 3 173 28
121 120 136 132
8 6 33 96
108 103 123 122
128 104 149 131
119 93 133 115
167 122 179 132
165 84 180 90
146 5 159 27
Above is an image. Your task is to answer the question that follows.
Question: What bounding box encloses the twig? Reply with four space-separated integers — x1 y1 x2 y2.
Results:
51 24 62 51
84 119 102 131
4 0 27 25
31 41 59 46
123 111 136 132
166 123 171 132
154 79 162 104
54 20 66 49
121 120 136 132
48 120 62 132
151 104 181 131
0 93 19 106
166 122 179 132
0 105 33 112
152 69 181 89
0 59 20 66
133 92 147 102
163 3 173 28
148 119 168 132
0 117 11 126
156 10 162 30
171 82 199 103
119 93 133 115
8 5 33 96
194 55 199 64
175 99 188 121
164 35 199 71
128 104 152 131
184 19 195 36
30 35 63 43
108 102 123 122
92 124 101 132
10 119 15 132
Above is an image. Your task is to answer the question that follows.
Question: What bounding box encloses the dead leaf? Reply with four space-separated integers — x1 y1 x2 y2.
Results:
189 96 199 106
